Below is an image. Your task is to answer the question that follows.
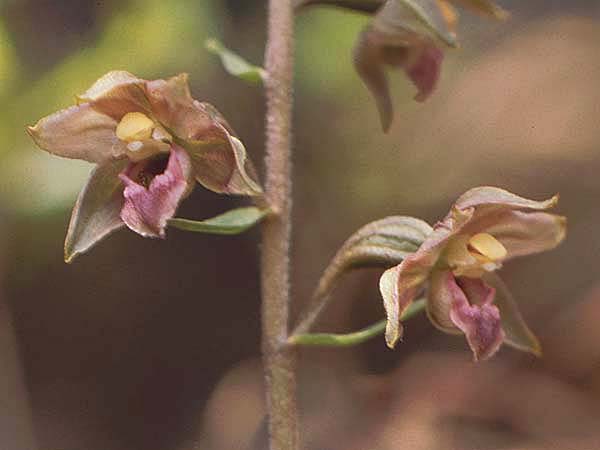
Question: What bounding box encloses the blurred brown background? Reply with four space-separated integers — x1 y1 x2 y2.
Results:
2 0 600 449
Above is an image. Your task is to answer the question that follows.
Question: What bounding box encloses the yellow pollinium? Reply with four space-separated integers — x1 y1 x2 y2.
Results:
116 112 154 142
468 233 507 261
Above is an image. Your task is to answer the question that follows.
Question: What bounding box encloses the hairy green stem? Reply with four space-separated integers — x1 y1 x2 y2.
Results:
260 0 299 449
289 298 426 347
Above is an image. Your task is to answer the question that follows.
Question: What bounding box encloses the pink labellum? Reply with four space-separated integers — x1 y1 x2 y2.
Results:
119 145 192 238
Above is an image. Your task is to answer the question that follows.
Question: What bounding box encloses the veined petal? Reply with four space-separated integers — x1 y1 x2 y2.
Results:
427 269 462 331
143 74 262 195
188 129 262 196
64 160 128 263
145 73 216 141
79 71 143 101
484 273 541 356
27 104 126 164
455 186 559 212
78 71 151 121
119 145 193 238
482 210 566 260
380 259 428 348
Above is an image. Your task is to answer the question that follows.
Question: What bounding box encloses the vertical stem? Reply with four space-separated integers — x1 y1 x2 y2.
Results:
261 0 299 449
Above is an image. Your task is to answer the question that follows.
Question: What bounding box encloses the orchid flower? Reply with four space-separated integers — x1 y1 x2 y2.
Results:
296 0 507 131
28 71 262 262
379 187 566 360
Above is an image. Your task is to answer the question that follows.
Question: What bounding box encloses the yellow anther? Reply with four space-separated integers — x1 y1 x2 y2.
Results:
468 233 507 261
116 112 154 142
444 235 473 267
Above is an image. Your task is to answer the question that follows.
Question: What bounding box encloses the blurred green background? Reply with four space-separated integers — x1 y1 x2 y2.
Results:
2 1 600 449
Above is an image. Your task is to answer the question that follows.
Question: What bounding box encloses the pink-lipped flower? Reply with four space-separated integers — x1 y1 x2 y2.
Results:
296 0 508 131
28 71 262 262
379 187 566 361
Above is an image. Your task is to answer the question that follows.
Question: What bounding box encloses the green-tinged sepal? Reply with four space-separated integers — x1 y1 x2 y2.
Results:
205 39 266 84
290 216 431 337
314 216 433 300
168 206 270 235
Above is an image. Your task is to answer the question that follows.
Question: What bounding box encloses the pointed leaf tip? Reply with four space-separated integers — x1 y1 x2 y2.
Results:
205 38 266 84
168 206 270 235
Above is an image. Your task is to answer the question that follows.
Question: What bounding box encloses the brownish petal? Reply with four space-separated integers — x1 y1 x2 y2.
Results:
353 22 444 131
141 74 262 195
27 104 127 164
79 71 142 100
481 210 566 260
427 269 462 332
78 71 152 121
188 129 262 196
64 159 128 263
455 186 559 212
144 73 217 141
411 203 474 266
484 273 542 356
353 27 395 132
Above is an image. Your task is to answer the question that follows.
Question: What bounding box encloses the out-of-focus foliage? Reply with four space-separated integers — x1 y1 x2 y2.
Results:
205 38 266 84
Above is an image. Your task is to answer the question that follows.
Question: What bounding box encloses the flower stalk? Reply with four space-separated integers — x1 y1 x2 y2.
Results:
261 0 299 449
289 298 426 347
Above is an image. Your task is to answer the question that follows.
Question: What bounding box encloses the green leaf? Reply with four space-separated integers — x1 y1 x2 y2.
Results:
289 298 426 347
294 0 384 13
168 207 269 235
205 38 266 84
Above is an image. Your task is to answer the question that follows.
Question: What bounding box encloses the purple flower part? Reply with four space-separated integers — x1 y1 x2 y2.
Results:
407 44 444 102
448 274 505 361
28 71 262 196
380 187 565 357
119 144 192 238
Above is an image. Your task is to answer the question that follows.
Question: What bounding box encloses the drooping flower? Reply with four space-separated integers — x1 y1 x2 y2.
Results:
296 0 507 131
28 71 262 262
379 187 566 360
